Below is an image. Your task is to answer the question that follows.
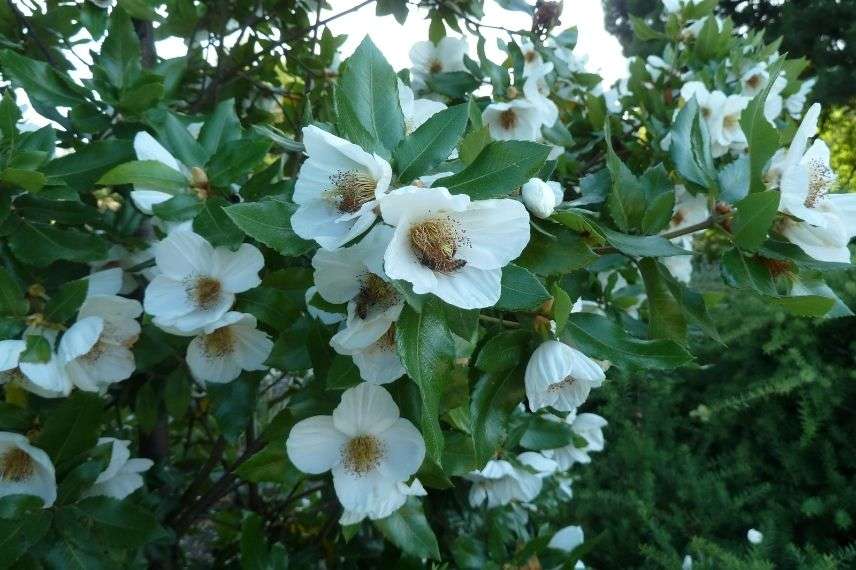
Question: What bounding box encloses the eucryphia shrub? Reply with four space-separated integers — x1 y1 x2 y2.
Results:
0 0 851 566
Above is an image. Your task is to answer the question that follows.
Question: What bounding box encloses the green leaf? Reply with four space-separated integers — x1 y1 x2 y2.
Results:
604 121 646 232
458 125 491 165
470 365 525 465
336 36 405 156
495 264 551 311
326 354 362 390
718 154 750 203
770 295 835 317
193 197 244 247
0 268 28 318
0 510 51 567
519 415 575 450
43 279 88 324
225 198 313 256
74 496 163 548
518 224 598 276
443 304 479 339
670 99 717 191
373 498 440 560
35 392 105 467
0 50 85 112
565 312 693 369
436 141 550 199
0 495 44 518
208 376 258 441
0 168 45 193
13 194 100 225
719 248 777 295
732 190 780 250
740 60 785 193
638 257 687 343
19 335 51 364
425 71 481 99
151 193 202 221
206 138 271 187
150 112 209 167
98 159 187 191
8 220 108 267
165 368 192 418
394 103 468 182
600 226 691 258
396 297 455 465
98 8 141 90
0 91 21 141
237 287 302 333
116 0 161 20
44 140 135 192
199 98 242 154
236 443 302 486
658 264 721 342
475 330 530 373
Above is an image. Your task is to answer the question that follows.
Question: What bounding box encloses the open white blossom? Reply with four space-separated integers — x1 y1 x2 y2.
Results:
663 186 709 283
130 132 186 214
186 312 272 384
522 177 563 219
544 412 608 470
58 295 142 393
681 81 750 157
380 186 530 309
334 325 406 385
286 383 425 515
83 437 153 500
785 78 815 118
143 230 263 333
291 125 392 250
339 478 426 525
525 340 605 412
466 453 556 508
549 525 585 552
0 432 56 508
409 36 468 84
0 332 72 398
482 99 544 142
398 79 446 135
523 62 559 128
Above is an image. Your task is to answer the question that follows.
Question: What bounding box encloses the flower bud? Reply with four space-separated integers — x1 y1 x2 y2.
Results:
521 178 563 219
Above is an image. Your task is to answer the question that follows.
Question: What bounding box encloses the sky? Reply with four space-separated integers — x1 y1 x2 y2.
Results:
324 0 628 84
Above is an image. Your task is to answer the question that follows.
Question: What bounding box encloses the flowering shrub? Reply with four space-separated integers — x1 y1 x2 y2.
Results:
0 0 851 566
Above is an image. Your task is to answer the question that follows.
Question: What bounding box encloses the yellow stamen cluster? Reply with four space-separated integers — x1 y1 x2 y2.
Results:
429 60 443 73
328 171 377 214
0 448 34 482
408 216 467 273
804 159 834 208
499 109 518 130
192 277 222 309
342 435 384 475
355 274 399 320
202 326 235 357
548 375 577 393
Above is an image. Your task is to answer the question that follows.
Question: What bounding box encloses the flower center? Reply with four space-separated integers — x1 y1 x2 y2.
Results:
525 50 537 63
377 325 397 351
745 74 762 90
328 170 377 214
499 109 518 130
804 159 834 208
429 59 443 73
191 277 222 309
671 210 685 226
723 113 739 129
202 326 235 357
701 107 711 119
548 375 576 393
408 216 467 273
82 337 108 364
0 448 34 482
342 435 384 475
355 274 399 320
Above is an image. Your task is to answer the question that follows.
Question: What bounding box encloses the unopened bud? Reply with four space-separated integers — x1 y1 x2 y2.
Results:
522 178 563 219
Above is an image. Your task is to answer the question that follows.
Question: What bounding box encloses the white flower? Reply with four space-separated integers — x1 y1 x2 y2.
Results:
549 525 584 552
130 132 186 214
740 63 770 98
779 217 852 263
663 186 708 283
785 78 815 118
305 286 346 325
520 40 544 77
409 37 467 81
482 99 544 142
59 295 142 393
522 62 559 128
339 478 426 525
313 225 403 350
0 432 56 508
334 325 406 385
544 412 608 470
522 177 563 219
680 82 749 157
747 528 764 544
186 312 272 384
645 55 671 81
291 126 392 250
83 437 153 500
525 340 605 412
0 332 72 398
763 75 787 122
682 555 694 569
286 383 425 514
465 453 555 508
398 80 447 135
143 230 263 333
380 186 530 309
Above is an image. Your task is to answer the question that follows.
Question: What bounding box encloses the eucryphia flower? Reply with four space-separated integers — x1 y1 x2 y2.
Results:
680 81 750 157
380 186 530 309
771 103 856 262
0 331 71 398
286 383 425 516
543 411 608 470
521 177 563 219
523 62 559 128
185 312 272 384
663 186 709 283
525 340 605 412
339 479 426 525
305 286 346 325
59 295 142 393
549 525 584 552
398 79 446 135
291 125 392 250
334 326 406 385
409 36 467 84
482 99 543 142
83 437 153 500
465 453 557 508
520 40 544 77
0 432 56 508
143 230 263 333
785 78 815 118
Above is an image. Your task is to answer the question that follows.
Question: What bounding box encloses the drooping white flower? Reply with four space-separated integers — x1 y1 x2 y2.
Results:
143 230 263 333
334 325 406 385
398 79 447 135
0 432 56 508
130 132 186 215
0 332 72 398
785 78 815 118
522 177 563 219
523 62 559 128
339 478 426 525
663 186 708 283
286 383 425 515
83 437 153 500
740 63 770 98
409 37 468 82
482 99 544 141
747 528 764 544
58 295 141 393
520 40 544 77
465 453 556 508
186 312 273 384
525 340 605 412
544 412 608 470
548 525 584 552
305 286 346 325
291 126 392 250
380 186 530 309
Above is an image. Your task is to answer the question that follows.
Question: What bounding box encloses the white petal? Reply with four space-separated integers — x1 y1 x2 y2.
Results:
154 230 214 280
186 336 242 384
286 415 347 474
0 340 25 372
430 265 502 309
549 525 585 552
332 464 399 512
134 132 182 172
211 243 264 293
130 190 173 215
379 186 470 227
332 382 400 437
143 276 193 319
377 418 426 481
231 325 273 371
59 317 103 362
456 199 530 269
